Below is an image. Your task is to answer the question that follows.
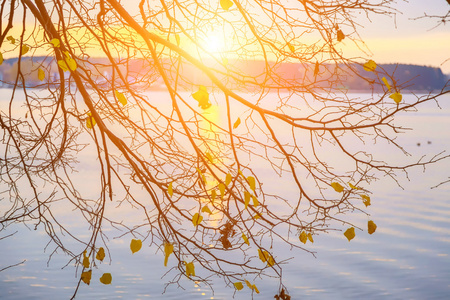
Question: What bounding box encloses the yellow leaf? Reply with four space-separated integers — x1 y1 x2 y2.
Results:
66 57 77 71
253 212 261 220
201 205 212 214
206 152 214 163
192 85 211 109
99 273 112 285
168 182 173 197
164 242 173 267
81 270 92 285
252 195 259 207
258 249 266 262
192 213 203 226
233 117 241 129
86 112 96 129
0 52 3 65
130 239 142 254
348 183 358 190
234 282 244 290
245 279 253 289
185 261 195 277
211 189 216 202
288 43 295 53
331 182 344 193
253 284 260 294
337 29 345 42
299 231 307 244
244 191 251 209
344 227 355 241
50 38 60 48
368 220 377 234
115 90 127 106
361 195 371 207
82 251 89 268
389 92 402 104
225 173 232 186
247 176 256 191
242 233 250 246
7 36 15 44
265 252 275 267
307 233 314 243
363 60 377 72
314 61 320 77
175 34 180 46
382 77 391 91
220 0 233 10
96 247 105 261
38 68 45 81
57 60 69 72
21 45 29 55
219 183 225 199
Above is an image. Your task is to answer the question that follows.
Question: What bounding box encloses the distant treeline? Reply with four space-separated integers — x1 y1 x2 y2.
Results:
0 56 448 92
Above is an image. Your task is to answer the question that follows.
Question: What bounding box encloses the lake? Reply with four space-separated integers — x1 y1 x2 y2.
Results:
1 90 450 299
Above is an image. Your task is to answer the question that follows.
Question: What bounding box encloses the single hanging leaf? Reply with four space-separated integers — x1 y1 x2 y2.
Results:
307 233 314 243
245 279 253 289
86 112 96 129
242 233 250 246
251 195 259 207
265 252 275 267
81 270 92 285
390 92 402 104
167 182 173 197
247 176 256 191
299 231 307 244
0 52 3 65
368 220 377 234
233 117 241 129
363 60 377 72
96 247 105 261
382 77 391 91
115 90 127 106
348 183 358 189
21 45 30 55
219 183 226 198
99 273 112 285
50 38 60 48
175 34 180 46
288 42 295 53
314 61 320 77
331 182 344 193
192 85 211 109
258 249 267 262
164 242 173 267
337 29 345 42
66 57 77 71
244 191 251 209
7 36 15 44
361 195 371 207
185 261 195 277
344 227 355 241
192 213 203 226
234 282 244 290
82 251 90 268
38 68 45 81
57 60 69 72
211 189 216 202
253 285 260 294
205 152 214 163
220 0 233 10
130 239 142 254
225 173 232 186
201 205 212 214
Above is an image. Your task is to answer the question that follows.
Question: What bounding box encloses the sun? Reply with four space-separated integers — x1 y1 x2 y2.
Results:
203 33 226 54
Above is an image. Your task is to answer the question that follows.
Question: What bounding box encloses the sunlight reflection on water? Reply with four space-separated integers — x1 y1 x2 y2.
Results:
1 91 450 299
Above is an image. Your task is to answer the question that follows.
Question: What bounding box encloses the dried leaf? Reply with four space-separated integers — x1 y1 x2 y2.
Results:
99 273 112 285
82 251 90 268
219 183 226 198
247 176 256 191
192 213 203 226
50 38 60 48
368 220 377 234
164 242 173 267
168 182 173 197
185 261 195 277
130 239 142 254
242 233 250 246
86 112 96 129
382 77 391 91
337 29 345 42
299 231 307 244
361 194 371 207
244 191 251 209
96 247 105 261
344 227 355 241
201 205 212 214
363 59 377 72
115 90 127 106
21 45 30 55
81 270 92 285
38 68 45 81
389 92 402 104
307 233 314 243
234 282 244 290
331 182 344 193
225 173 232 186
233 117 241 129
192 85 211 109
220 0 233 10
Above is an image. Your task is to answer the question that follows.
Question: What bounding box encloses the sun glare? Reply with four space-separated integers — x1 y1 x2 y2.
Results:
203 34 226 53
